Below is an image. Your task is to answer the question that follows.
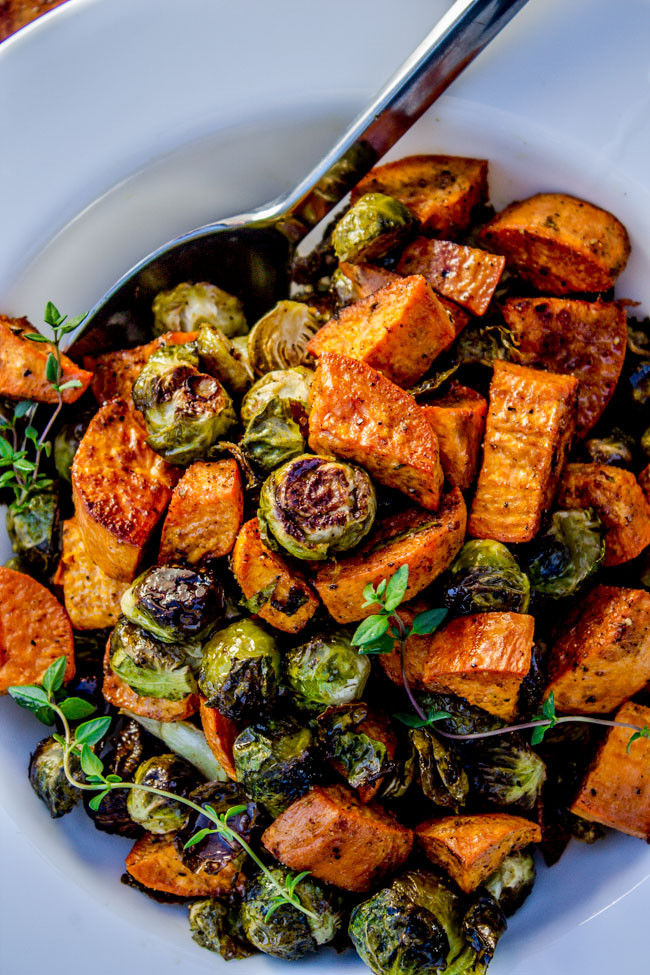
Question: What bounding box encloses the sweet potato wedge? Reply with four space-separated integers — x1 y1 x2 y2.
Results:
72 400 178 581
502 297 627 436
546 585 650 714
102 643 198 721
231 518 318 633
85 331 198 406
315 489 466 624
557 464 650 566
468 361 579 543
415 813 541 893
159 459 244 564
199 698 238 780
351 155 488 238
421 383 487 490
308 353 444 510
53 517 129 630
261 783 413 892
0 315 91 404
125 833 239 896
479 193 630 294
421 612 534 722
0 567 75 693
570 701 650 839
396 238 505 316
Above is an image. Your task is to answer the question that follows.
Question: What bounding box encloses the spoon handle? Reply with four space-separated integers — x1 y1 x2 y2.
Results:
282 0 529 234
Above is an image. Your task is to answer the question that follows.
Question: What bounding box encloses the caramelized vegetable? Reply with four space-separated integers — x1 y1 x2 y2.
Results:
53 517 128 630
199 699 238 780
0 315 91 404
421 383 487 490
125 833 239 896
102 645 198 721
85 331 198 406
397 238 505 316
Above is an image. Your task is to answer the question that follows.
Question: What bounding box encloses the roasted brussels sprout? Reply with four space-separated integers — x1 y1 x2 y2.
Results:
522 509 605 599
240 398 306 477
410 727 469 810
629 360 650 407
198 619 280 721
464 737 546 812
188 899 256 959
285 630 370 711
444 540 530 616
317 704 397 791
84 717 151 836
54 414 91 482
240 366 314 425
132 344 236 465
175 780 261 874
196 321 254 394
332 193 415 264
241 867 342 959
109 616 198 701
483 850 536 916
29 737 82 818
126 753 197 834
120 564 225 646
583 427 635 467
152 281 247 337
330 266 361 307
6 488 59 577
247 300 322 376
461 892 507 965
417 692 503 738
258 454 377 561
233 716 320 816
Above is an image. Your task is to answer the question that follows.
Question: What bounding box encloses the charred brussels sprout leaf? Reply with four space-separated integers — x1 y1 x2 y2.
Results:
317 704 397 790
198 619 280 721
240 366 314 425
416 692 503 738
109 616 198 701
121 564 225 645
457 321 517 367
240 398 306 477
483 850 535 917
196 321 254 394
247 301 323 376
629 360 650 407
6 488 59 578
522 509 605 599
461 892 507 966
410 727 469 810
54 414 91 482
583 427 635 467
84 718 150 836
233 716 320 816
258 454 377 561
285 630 370 711
29 737 82 818
126 753 197 834
464 736 546 812
188 899 256 959
332 193 415 264
175 780 261 874
444 540 530 616
152 281 247 338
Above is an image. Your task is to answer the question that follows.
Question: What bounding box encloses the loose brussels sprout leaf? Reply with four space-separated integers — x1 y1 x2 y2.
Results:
120 564 225 645
444 540 530 616
629 360 650 407
247 300 323 376
461 892 507 966
126 753 197 834
196 321 254 394
380 744 418 801
188 899 256 959
241 867 342 959
175 780 261 874
152 281 247 338
285 630 370 711
583 426 635 467
332 192 415 264
568 812 606 845
464 736 546 812
54 414 91 482
29 737 82 818
456 321 517 367
258 454 377 561
240 366 314 425
416 692 503 738
410 727 469 809
84 717 149 836
122 711 228 781
483 850 535 917
240 398 306 477
317 704 396 789
109 617 198 701
198 619 280 721
6 488 59 578
523 509 605 599
233 716 320 817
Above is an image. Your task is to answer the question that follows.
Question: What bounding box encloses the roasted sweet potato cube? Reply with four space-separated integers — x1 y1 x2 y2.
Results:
261 784 413 892
415 814 541 893
557 464 650 566
421 612 534 721
315 489 466 624
546 585 650 714
351 155 488 238
53 517 128 630
125 833 239 896
308 275 454 387
231 518 318 634
479 193 630 294
0 315 91 404
159 459 243 564
72 400 178 581
308 353 444 510
502 297 627 436
85 331 198 406
378 600 432 689
199 698 238 780
421 383 487 490
468 361 578 543
102 644 198 721
570 701 650 839
397 238 505 316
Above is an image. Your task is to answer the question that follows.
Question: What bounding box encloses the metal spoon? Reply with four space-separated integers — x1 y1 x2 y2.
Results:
68 0 529 357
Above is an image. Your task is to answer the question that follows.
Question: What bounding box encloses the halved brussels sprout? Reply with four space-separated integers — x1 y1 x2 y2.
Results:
198 619 280 721
332 193 415 264
233 716 320 816
410 727 469 810
240 398 306 477
317 704 397 790
240 367 314 425
120 564 225 646
247 301 323 376
109 616 198 701
175 780 261 874
126 753 198 834
483 850 535 917
152 281 247 337
523 509 605 599
241 867 342 959
258 454 377 561
54 414 91 482
188 899 256 959
464 736 546 812
196 321 254 394
583 427 635 467
444 540 530 616
6 488 59 578
29 737 82 818
285 630 370 711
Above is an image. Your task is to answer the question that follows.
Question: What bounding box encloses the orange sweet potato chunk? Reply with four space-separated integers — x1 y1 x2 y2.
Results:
0 315 91 404
262 784 413 892
308 353 444 510
397 238 505 316
378 600 435 689
125 833 239 896
54 517 128 630
546 585 650 714
85 331 198 406
315 490 466 624
421 383 487 490
102 644 198 721
570 701 650 839
308 275 454 387
416 814 541 893
351 155 488 238
557 464 650 566
468 361 578 543
199 698 238 780
479 193 630 294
